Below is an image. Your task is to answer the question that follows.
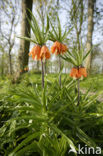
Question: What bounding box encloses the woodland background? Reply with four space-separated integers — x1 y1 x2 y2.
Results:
0 0 103 77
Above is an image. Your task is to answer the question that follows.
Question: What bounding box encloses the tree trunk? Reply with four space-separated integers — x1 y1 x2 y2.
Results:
8 46 12 75
1 53 4 77
85 0 94 73
18 0 33 74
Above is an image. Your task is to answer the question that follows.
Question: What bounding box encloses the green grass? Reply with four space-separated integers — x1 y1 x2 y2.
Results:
0 73 103 95
0 77 11 94
80 74 103 94
28 73 103 93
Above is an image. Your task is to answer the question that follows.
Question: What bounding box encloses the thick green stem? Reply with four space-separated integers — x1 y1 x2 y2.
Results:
41 60 44 88
59 55 61 87
77 78 80 106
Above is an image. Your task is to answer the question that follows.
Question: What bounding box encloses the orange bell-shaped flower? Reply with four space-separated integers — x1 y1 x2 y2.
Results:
79 67 87 77
51 41 68 55
70 67 87 79
70 67 79 78
51 41 61 54
61 44 68 54
40 45 50 60
29 45 41 60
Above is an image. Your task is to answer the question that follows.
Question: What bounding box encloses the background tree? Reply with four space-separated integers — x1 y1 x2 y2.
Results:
0 0 103 76
18 0 33 74
0 0 19 76
70 0 84 50
85 0 95 73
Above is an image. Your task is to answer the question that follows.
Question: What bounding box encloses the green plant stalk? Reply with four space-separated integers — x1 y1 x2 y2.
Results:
41 59 44 88
59 55 61 87
77 78 80 106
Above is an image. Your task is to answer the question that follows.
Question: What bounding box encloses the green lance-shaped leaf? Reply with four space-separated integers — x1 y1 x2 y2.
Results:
9 132 40 156
61 55 77 66
57 16 62 40
72 48 80 65
61 50 78 66
28 9 44 45
49 31 57 42
62 26 73 41
50 124 77 155
67 51 78 66
76 127 96 147
17 36 37 44
50 20 59 40
45 15 49 34
11 114 48 122
83 48 92 61
15 141 41 156
27 16 40 43
31 15 43 44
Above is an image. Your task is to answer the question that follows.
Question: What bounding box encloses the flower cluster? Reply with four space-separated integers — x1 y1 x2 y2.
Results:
29 41 87 80
70 67 87 79
51 41 68 55
29 45 50 60
29 41 67 61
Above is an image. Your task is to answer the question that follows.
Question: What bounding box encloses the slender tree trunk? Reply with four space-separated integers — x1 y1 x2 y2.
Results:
85 0 94 73
8 47 12 75
18 0 33 74
8 17 15 75
1 53 4 77
72 0 84 51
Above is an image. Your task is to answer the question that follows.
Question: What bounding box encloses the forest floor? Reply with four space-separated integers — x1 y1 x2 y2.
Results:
1 73 103 101
80 74 103 102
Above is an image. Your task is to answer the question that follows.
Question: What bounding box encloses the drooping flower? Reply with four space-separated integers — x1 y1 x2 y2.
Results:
79 67 87 77
51 41 61 54
40 45 51 60
70 67 79 78
51 41 68 55
70 67 87 79
29 45 41 60
61 44 68 54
